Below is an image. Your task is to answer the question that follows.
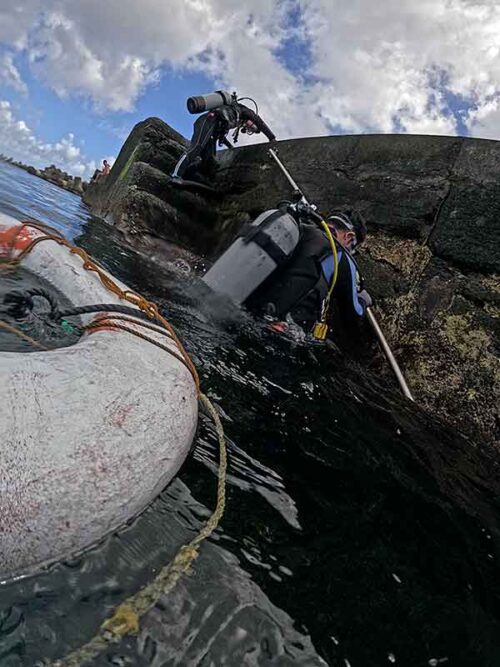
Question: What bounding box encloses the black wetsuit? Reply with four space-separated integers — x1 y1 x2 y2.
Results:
172 103 275 179
247 223 366 333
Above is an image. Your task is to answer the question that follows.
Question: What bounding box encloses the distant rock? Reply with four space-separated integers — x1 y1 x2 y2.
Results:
71 176 83 194
83 118 500 450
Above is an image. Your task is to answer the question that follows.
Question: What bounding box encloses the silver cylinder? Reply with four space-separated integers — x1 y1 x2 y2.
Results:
186 90 232 114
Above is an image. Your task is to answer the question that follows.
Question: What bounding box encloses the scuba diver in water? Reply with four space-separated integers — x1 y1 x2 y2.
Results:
201 142 372 345
250 207 372 337
202 142 412 392
171 91 276 184
203 198 372 344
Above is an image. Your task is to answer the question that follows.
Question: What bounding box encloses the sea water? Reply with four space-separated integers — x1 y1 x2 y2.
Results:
1 160 499 666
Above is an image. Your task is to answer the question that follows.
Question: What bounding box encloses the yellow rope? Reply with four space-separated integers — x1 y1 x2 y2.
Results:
0 222 228 666
48 393 226 667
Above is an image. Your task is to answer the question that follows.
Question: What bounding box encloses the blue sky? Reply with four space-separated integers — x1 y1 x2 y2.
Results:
0 45 220 175
0 2 499 178
3 50 215 156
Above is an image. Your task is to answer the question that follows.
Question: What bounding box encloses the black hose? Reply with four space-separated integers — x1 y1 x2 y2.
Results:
3 288 168 328
237 96 259 114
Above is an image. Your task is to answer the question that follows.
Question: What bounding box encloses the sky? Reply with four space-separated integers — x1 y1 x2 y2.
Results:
0 1 500 179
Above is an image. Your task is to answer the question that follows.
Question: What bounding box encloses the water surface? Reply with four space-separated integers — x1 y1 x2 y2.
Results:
1 161 500 667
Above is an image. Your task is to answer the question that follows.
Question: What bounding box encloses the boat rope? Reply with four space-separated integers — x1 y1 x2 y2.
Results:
0 220 200 390
83 313 173 339
83 319 189 369
57 302 170 323
0 221 228 666
3 285 174 326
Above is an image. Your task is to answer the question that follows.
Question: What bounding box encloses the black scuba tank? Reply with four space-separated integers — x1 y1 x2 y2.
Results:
202 209 300 305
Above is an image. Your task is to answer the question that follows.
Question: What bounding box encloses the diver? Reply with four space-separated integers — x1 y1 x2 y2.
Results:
245 206 373 339
171 90 276 184
203 195 373 341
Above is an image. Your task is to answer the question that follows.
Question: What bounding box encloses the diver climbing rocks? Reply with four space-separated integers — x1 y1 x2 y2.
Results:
203 196 372 340
203 147 413 397
171 91 276 184
202 145 372 342
247 207 372 337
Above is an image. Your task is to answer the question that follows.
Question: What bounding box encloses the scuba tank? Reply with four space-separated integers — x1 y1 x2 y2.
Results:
202 209 300 305
187 90 235 114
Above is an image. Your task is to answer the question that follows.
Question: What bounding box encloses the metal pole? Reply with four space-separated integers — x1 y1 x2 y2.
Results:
268 148 305 198
366 307 414 401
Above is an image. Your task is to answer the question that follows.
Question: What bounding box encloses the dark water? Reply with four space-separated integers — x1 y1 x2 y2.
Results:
1 161 500 667
0 266 81 352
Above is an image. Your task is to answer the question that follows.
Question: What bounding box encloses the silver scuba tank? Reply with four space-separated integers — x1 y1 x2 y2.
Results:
202 209 300 305
187 90 233 114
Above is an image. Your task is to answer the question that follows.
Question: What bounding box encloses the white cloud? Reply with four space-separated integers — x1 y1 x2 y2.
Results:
300 0 500 138
0 100 96 177
0 1 321 136
465 98 500 140
0 1 500 140
27 11 160 112
0 53 28 94
0 2 42 49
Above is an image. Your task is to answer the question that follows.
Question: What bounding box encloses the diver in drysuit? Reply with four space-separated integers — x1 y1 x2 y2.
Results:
246 208 372 338
172 91 276 182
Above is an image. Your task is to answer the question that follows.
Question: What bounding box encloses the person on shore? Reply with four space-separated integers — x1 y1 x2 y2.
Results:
247 209 372 339
172 94 276 184
91 159 111 182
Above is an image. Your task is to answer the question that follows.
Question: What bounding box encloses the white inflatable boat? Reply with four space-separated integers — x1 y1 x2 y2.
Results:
0 214 198 579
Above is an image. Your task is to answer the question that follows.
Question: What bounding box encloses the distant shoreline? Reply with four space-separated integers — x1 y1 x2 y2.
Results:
0 154 88 197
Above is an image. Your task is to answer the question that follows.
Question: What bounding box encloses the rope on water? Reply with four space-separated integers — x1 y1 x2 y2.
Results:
46 393 226 667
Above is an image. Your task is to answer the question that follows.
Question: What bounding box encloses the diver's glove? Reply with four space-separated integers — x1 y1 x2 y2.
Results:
358 289 373 309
